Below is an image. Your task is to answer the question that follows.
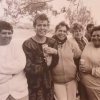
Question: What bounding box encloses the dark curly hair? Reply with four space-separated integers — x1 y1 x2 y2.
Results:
86 23 94 31
33 13 49 27
91 26 100 35
71 23 83 33
55 21 69 32
0 21 13 33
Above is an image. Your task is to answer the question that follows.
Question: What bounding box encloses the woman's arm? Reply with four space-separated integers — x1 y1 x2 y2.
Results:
22 41 43 76
0 43 26 75
47 38 59 68
68 38 82 58
92 67 100 77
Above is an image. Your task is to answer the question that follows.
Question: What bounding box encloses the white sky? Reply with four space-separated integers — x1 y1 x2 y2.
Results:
49 0 100 25
84 0 100 25
0 0 100 25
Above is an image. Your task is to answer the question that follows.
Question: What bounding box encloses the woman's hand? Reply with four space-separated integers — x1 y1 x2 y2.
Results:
79 64 92 74
44 47 57 55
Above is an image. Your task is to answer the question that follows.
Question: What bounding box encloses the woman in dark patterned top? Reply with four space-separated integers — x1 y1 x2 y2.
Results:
22 13 58 100
71 23 88 51
85 23 94 42
71 23 88 100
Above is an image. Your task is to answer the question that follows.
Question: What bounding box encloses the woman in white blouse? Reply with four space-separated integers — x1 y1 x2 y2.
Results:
80 26 100 100
0 21 28 100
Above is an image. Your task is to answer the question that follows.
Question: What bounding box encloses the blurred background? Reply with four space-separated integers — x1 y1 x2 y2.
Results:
0 0 99 43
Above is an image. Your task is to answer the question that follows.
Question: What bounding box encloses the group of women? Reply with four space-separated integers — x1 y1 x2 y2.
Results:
23 13 100 100
0 13 100 100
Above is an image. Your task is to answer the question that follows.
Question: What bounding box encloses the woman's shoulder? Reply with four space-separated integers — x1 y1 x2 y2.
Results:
22 37 37 49
82 36 88 44
82 42 94 53
67 37 79 47
47 36 56 41
46 37 56 44
46 36 58 48
85 42 93 48
23 37 33 43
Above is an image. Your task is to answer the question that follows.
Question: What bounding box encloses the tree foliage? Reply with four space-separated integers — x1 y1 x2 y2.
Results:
2 0 50 24
0 0 93 26
4 0 52 16
62 0 94 26
65 6 93 26
21 0 48 14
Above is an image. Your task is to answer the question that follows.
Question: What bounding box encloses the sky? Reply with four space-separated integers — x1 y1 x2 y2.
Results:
83 0 100 25
49 0 100 25
0 0 100 25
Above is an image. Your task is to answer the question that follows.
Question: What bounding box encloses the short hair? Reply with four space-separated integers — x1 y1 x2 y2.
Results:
71 23 83 33
86 23 94 31
55 21 69 32
33 13 49 27
0 21 13 33
91 26 100 35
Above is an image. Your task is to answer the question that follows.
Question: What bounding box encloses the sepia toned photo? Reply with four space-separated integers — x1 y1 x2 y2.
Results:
0 0 100 100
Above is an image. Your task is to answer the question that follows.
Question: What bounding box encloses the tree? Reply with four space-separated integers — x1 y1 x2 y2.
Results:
0 0 93 27
21 2 46 14
1 0 53 24
65 6 93 26
20 0 53 14
3 0 21 24
64 0 94 26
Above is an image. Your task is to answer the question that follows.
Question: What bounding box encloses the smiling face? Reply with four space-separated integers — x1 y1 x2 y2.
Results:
73 29 83 40
34 19 49 38
0 29 13 45
56 25 68 41
91 30 100 48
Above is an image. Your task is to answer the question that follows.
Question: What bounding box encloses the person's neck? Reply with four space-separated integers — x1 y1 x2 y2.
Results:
55 36 67 45
75 37 82 41
0 41 10 46
33 35 47 44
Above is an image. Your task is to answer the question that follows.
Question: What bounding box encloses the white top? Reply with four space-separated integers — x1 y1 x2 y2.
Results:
0 40 28 100
81 42 100 78
80 42 100 88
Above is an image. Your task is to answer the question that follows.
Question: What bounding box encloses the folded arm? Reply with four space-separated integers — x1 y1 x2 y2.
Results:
92 66 100 77
0 44 26 75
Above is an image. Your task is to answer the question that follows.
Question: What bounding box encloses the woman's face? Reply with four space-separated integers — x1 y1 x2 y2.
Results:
87 26 94 33
73 29 83 40
0 29 13 45
56 26 68 41
91 30 100 48
34 19 49 37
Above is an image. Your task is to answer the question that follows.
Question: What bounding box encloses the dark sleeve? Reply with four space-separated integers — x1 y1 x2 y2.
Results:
74 57 80 70
50 53 59 69
22 41 43 76
48 38 59 69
